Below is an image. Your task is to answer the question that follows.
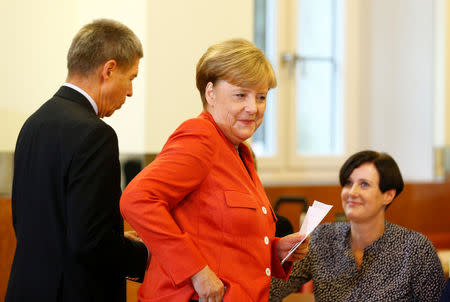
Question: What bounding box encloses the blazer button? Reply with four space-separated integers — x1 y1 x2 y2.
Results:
264 236 269 245
265 268 271 276
261 206 267 214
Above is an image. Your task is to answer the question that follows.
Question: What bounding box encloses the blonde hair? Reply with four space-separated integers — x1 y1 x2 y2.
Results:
196 38 277 107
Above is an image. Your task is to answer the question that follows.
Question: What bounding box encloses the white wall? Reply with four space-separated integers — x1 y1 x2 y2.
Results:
358 0 435 181
0 0 447 183
0 0 76 152
145 0 254 151
74 0 149 153
0 0 254 154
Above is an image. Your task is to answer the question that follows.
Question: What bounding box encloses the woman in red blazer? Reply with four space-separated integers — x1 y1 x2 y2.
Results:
120 38 308 302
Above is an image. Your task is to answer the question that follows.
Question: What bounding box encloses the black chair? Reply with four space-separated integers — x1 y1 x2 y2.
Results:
273 196 309 237
123 159 142 186
440 279 450 302
275 215 294 237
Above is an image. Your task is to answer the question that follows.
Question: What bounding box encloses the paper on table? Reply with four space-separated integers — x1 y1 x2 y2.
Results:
280 200 333 264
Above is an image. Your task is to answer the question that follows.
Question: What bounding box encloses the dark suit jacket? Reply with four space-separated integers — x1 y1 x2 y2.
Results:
6 86 147 302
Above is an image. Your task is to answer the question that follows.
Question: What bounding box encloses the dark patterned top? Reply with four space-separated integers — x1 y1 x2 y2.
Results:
270 221 445 302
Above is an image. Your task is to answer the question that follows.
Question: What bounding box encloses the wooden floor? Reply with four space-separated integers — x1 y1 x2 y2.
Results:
283 293 315 302
0 196 15 301
126 280 140 302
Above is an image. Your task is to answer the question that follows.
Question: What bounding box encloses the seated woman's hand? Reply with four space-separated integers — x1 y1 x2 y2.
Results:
191 265 225 302
277 233 309 262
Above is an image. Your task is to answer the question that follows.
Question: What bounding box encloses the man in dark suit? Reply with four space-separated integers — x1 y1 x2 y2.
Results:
6 19 148 302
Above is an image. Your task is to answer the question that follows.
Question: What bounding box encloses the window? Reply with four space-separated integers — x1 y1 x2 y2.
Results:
252 0 356 184
253 0 278 157
294 0 343 155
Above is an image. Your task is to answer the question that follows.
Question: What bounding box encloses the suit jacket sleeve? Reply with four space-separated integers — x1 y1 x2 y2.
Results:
120 118 219 285
66 123 147 279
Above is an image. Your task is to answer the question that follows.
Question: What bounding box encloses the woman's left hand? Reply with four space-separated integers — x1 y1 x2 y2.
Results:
276 233 309 262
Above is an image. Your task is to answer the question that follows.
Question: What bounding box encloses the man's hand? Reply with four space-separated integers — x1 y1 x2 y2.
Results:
277 233 309 262
124 230 143 242
191 266 225 302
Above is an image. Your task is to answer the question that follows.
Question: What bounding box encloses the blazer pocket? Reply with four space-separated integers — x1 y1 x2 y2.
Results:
224 191 258 209
222 191 259 236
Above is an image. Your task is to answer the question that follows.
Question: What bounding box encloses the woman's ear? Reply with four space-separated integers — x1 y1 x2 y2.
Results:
383 189 396 206
205 82 215 106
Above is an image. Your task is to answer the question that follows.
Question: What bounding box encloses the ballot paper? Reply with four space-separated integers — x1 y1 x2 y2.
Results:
281 200 333 264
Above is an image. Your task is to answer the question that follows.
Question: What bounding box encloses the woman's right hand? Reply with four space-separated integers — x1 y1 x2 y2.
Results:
191 265 225 302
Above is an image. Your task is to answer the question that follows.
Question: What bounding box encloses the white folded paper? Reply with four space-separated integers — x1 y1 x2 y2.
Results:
280 200 333 264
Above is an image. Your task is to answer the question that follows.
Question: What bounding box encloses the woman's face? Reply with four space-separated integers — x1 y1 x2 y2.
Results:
341 162 395 223
205 80 268 146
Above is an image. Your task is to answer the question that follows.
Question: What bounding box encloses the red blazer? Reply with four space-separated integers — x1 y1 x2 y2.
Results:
120 111 291 301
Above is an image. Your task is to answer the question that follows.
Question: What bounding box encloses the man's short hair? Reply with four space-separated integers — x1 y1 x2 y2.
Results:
67 19 143 76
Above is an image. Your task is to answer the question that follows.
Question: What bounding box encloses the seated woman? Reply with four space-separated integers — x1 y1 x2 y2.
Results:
270 150 446 302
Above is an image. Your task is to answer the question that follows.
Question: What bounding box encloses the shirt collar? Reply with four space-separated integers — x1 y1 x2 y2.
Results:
63 83 98 115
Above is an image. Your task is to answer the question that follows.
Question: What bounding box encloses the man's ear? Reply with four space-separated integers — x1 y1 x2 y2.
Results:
205 82 215 106
383 189 396 206
101 60 118 80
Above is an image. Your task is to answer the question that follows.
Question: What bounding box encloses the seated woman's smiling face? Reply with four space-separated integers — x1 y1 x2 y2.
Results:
205 80 268 147
341 162 394 223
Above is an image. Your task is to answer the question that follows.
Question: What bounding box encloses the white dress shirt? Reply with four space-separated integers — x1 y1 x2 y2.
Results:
63 83 98 115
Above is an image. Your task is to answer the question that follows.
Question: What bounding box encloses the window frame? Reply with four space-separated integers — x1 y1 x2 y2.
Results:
253 0 361 185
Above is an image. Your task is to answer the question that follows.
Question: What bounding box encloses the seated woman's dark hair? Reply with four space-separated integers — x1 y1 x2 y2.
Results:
339 150 404 206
